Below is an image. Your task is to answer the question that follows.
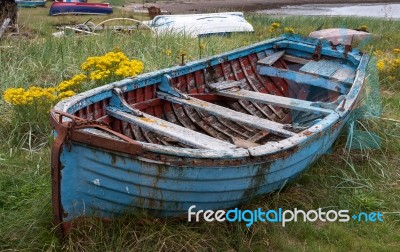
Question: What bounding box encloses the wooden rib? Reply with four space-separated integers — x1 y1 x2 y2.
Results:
214 116 253 138
182 106 231 141
263 49 300 96
130 124 146 142
228 60 268 118
140 128 155 144
255 51 287 96
197 113 237 139
157 93 296 138
204 64 255 118
237 57 282 120
247 54 289 120
162 102 183 126
195 110 242 139
171 104 200 131
219 62 263 118
106 106 237 150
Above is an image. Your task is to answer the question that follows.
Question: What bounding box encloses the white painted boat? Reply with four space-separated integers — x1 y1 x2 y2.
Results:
309 28 371 45
144 12 254 37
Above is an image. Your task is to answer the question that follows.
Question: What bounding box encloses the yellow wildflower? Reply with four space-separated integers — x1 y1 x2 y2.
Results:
271 22 280 29
393 48 400 54
284 27 295 34
373 50 383 57
57 73 86 92
358 25 368 32
376 59 385 71
163 49 172 57
387 76 395 82
392 58 400 68
3 88 30 105
58 90 75 100
3 86 57 106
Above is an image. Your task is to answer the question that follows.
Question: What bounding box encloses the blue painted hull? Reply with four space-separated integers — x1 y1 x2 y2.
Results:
50 35 369 234
60 120 344 220
49 2 112 16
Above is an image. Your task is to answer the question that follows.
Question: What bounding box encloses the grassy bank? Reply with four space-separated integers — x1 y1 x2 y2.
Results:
0 6 399 251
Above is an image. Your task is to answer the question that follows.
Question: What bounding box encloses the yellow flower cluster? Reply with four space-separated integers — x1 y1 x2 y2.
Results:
178 49 187 56
375 51 400 72
271 22 280 29
57 73 87 92
283 27 295 34
81 51 144 80
163 49 172 57
358 25 368 32
3 50 144 108
3 74 84 106
268 22 295 35
374 49 400 85
57 90 76 99
376 59 385 71
3 86 57 106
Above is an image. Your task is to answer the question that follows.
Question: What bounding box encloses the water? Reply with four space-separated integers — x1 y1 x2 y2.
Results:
258 3 400 19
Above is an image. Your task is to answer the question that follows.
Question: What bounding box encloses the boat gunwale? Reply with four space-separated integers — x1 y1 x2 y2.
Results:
51 36 369 159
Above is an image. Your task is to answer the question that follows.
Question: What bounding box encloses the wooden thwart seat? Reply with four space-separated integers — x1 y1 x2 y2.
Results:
157 92 295 138
106 106 238 150
215 87 335 114
299 59 355 85
257 65 349 94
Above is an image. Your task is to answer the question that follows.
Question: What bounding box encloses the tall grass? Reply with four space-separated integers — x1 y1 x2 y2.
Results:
0 7 400 251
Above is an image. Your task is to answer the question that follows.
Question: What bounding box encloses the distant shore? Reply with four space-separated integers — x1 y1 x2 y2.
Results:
142 0 400 14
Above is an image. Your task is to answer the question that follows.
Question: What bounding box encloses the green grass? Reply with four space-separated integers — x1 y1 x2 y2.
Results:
1 6 400 251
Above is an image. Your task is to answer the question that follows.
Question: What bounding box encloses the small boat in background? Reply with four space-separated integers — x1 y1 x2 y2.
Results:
50 34 370 236
56 0 86 2
49 2 112 16
144 12 254 37
309 28 372 46
16 0 46 8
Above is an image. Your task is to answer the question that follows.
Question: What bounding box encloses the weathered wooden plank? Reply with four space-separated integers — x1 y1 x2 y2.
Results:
157 92 296 138
317 60 343 77
257 50 285 66
207 80 241 91
331 66 355 84
257 65 349 94
216 89 334 114
106 106 237 150
282 55 310 65
298 60 321 74
299 59 346 79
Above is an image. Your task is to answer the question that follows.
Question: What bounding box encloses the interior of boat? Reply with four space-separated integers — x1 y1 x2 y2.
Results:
72 48 356 150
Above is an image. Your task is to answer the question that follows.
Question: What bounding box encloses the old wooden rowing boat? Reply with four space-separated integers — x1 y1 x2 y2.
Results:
143 12 254 37
50 34 369 235
16 0 46 8
49 2 112 16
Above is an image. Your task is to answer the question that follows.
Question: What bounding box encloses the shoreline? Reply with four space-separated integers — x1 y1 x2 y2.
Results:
145 0 400 14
